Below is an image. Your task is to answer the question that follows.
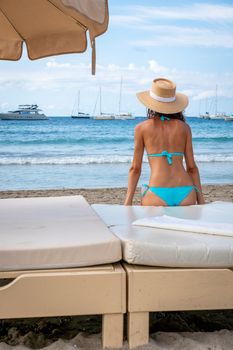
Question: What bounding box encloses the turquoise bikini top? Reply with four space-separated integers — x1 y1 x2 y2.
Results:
147 116 184 165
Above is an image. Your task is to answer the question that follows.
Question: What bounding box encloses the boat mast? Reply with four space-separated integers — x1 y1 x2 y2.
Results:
77 90 80 116
71 90 80 117
205 98 208 114
198 100 201 116
92 89 99 116
100 86 102 115
118 76 123 115
215 85 218 116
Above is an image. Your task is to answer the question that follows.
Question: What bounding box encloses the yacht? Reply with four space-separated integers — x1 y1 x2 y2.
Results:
199 112 210 120
114 77 135 120
209 113 226 120
0 104 48 120
93 113 115 120
71 91 90 119
114 112 135 120
199 86 226 120
208 86 225 120
72 112 90 119
92 87 115 120
224 115 233 122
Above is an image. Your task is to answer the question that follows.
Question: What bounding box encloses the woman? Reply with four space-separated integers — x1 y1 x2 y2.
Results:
124 78 205 206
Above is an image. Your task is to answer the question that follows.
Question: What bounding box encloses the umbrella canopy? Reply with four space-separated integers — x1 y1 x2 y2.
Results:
0 0 109 74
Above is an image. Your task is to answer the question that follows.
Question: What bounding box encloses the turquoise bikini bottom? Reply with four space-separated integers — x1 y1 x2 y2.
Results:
142 184 199 206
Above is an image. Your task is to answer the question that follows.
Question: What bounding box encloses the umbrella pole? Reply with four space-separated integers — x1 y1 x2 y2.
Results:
91 39 96 75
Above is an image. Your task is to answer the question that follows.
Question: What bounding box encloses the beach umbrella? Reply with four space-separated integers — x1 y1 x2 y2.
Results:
0 0 109 74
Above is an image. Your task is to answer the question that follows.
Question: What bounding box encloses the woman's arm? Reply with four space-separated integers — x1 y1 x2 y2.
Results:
124 124 144 205
184 125 205 204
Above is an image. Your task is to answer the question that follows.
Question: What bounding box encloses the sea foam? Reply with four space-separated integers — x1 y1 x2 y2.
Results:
1 154 233 165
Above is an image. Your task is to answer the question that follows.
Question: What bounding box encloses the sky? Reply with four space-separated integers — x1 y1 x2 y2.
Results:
0 0 233 117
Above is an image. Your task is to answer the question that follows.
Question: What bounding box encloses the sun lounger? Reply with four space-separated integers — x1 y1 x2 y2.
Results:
0 196 126 348
93 202 233 348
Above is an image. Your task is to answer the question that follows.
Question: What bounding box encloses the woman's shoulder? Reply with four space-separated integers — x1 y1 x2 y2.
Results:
172 118 191 131
181 120 191 132
134 120 153 137
134 118 153 130
134 118 191 132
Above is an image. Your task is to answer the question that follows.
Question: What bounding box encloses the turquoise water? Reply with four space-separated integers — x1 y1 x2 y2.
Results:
0 117 232 190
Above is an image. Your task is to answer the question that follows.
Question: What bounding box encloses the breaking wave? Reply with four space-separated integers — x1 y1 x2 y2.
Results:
1 154 233 165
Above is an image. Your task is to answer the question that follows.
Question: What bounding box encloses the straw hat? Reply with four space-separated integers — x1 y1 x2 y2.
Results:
136 78 188 114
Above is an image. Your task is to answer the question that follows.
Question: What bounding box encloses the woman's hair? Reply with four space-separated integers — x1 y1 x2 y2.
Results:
147 109 186 122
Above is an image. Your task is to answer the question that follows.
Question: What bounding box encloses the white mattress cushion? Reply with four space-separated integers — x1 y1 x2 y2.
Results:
93 202 233 268
0 196 121 271
133 214 233 237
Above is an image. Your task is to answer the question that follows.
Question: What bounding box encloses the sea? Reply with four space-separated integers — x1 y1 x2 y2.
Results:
0 117 232 191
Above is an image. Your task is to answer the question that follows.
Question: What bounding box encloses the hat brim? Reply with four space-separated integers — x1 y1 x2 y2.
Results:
136 91 189 114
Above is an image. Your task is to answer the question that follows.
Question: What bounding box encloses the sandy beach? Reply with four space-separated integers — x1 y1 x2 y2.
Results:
0 185 233 349
1 184 233 203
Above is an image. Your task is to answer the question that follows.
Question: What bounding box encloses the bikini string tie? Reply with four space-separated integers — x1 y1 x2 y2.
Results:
161 150 173 165
160 116 170 121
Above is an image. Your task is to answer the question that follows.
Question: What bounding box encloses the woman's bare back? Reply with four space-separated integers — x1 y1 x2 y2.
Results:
124 78 204 206
139 117 196 205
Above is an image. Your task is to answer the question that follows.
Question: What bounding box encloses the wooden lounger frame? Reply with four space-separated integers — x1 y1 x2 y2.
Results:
1 262 233 349
123 263 233 348
0 263 126 348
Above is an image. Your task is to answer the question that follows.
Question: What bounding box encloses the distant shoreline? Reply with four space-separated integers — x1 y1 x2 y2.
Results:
1 185 232 204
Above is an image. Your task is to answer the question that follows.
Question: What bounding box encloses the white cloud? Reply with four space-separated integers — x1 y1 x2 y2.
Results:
0 102 9 111
128 63 136 71
142 3 233 21
131 26 233 49
46 60 71 68
193 86 233 101
107 63 120 71
0 58 233 115
0 58 232 99
110 15 144 25
180 89 195 97
113 3 233 23
148 60 167 74
193 90 216 101
111 3 233 49
47 104 56 110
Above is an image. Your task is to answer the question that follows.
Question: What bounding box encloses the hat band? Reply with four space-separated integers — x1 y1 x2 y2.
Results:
150 90 176 103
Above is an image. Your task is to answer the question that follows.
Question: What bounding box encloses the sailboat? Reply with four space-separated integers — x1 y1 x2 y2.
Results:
199 99 210 119
209 86 226 120
92 87 115 120
114 77 134 120
224 115 233 122
71 91 90 119
200 112 210 119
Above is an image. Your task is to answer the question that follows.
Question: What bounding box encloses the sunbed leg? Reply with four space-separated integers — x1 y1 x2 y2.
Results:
102 313 123 348
128 311 149 349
